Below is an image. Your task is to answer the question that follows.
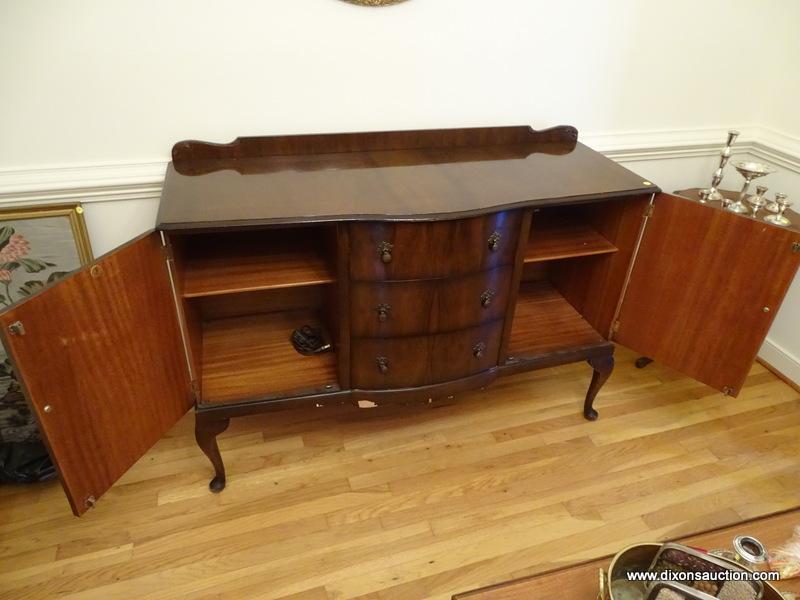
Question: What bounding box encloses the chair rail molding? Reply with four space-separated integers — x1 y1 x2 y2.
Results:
0 126 798 207
748 126 800 173
0 161 167 205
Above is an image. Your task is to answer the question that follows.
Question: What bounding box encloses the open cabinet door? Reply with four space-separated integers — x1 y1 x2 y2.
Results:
0 232 192 515
614 193 800 396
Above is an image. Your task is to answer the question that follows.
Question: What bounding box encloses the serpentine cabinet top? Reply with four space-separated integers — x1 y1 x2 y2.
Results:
156 125 659 231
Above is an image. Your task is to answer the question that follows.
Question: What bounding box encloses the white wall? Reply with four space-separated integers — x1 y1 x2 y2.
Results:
745 4 800 385
0 0 786 167
747 157 800 385
757 6 800 140
0 0 798 383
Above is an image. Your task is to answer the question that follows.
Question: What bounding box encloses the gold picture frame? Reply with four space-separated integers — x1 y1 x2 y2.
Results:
0 202 93 308
0 202 93 267
0 201 93 443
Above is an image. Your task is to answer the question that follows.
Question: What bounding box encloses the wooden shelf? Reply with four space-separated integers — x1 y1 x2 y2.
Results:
181 235 335 298
508 282 605 357
524 221 617 263
201 309 338 404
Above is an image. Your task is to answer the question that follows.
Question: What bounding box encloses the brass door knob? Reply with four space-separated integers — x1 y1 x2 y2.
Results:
376 303 391 322
376 356 389 374
473 342 486 358
377 242 394 264
487 231 501 252
480 290 495 308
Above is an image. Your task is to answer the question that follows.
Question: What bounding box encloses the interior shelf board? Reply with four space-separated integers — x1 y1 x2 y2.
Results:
182 246 335 298
524 221 617 263
201 309 338 404
508 281 606 357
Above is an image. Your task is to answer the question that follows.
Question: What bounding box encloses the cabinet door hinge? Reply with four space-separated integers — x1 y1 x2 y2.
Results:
611 320 621 334
190 379 200 402
644 204 655 218
792 241 800 254
159 230 198 388
160 232 174 260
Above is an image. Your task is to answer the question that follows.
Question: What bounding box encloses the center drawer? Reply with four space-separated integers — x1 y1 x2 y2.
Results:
350 266 512 337
349 211 521 281
351 321 503 390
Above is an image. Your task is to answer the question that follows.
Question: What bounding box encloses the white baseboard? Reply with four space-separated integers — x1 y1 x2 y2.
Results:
758 338 800 388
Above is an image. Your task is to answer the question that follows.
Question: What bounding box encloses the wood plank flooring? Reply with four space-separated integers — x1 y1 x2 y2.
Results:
1 347 799 599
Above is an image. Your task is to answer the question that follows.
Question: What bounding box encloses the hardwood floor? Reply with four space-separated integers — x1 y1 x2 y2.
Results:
1 347 799 600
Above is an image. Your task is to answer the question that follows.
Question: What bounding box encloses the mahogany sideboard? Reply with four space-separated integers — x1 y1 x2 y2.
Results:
2 126 798 516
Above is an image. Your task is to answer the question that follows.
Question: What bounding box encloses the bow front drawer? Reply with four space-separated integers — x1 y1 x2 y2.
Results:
350 266 512 337
348 211 520 281
351 321 503 390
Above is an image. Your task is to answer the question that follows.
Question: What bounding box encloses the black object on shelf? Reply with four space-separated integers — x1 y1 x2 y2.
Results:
291 325 332 356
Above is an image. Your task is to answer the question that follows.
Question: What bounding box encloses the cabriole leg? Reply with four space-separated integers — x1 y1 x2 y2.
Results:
583 354 614 421
195 415 230 493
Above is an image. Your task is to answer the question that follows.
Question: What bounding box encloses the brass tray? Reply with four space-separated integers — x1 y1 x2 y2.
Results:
598 542 782 600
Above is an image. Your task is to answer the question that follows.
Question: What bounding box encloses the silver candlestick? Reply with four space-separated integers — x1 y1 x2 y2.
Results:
764 194 793 227
748 185 768 218
730 161 776 214
700 130 739 203
766 192 786 214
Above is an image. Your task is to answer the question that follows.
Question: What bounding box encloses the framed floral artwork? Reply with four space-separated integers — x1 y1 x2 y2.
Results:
0 203 92 443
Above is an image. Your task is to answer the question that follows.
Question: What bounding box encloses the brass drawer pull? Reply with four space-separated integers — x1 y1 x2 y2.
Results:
377 241 394 264
487 231 501 252
473 342 486 359
376 356 389 374
480 290 495 308
376 303 391 322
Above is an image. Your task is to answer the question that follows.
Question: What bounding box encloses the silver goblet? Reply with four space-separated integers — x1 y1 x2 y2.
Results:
730 162 776 214
764 194 793 227
747 185 768 218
